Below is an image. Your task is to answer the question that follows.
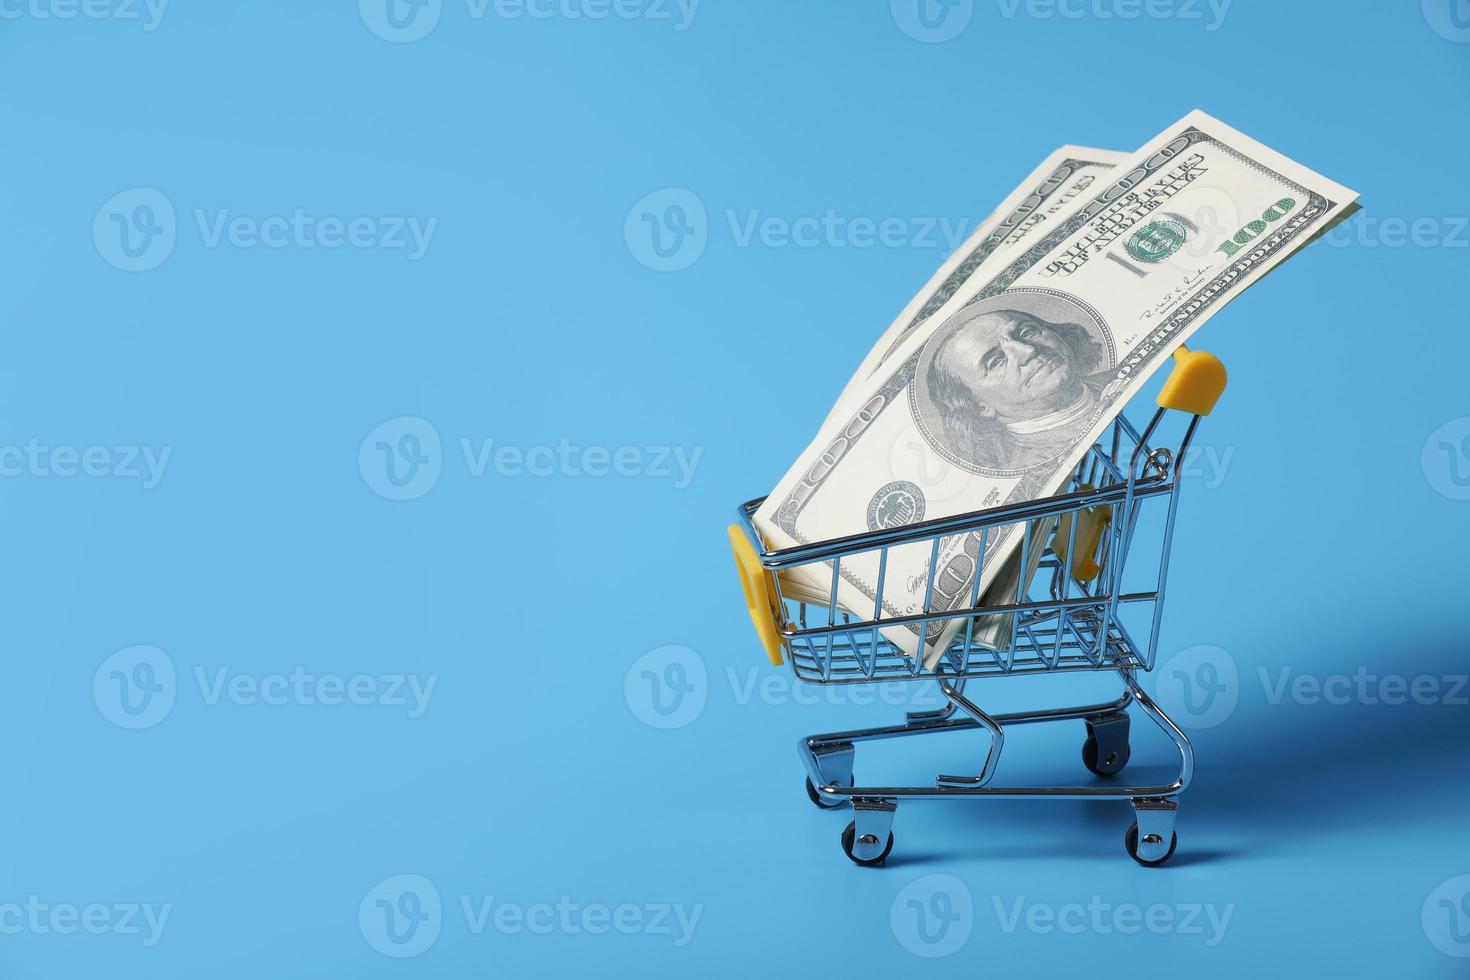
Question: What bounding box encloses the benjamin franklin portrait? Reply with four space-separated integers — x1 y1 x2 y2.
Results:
912 293 1115 474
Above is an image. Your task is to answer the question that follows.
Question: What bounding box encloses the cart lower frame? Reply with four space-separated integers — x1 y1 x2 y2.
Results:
798 667 1191 865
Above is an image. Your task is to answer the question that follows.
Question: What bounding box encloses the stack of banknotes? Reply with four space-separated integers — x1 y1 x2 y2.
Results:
754 110 1357 667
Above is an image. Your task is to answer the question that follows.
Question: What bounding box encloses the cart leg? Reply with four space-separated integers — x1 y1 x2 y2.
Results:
842 798 896 866
810 741 854 787
1082 711 1131 777
802 740 855 809
934 678 1004 787
904 678 961 724
1127 797 1179 866
1119 667 1194 794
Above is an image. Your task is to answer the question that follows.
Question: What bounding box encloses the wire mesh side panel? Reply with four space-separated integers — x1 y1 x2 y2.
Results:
771 411 1188 684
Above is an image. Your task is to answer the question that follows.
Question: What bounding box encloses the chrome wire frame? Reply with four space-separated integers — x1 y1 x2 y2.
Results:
795 672 1190 801
735 407 1206 863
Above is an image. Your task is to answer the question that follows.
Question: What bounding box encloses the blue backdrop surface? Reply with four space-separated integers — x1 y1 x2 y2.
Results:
1 1 1468 976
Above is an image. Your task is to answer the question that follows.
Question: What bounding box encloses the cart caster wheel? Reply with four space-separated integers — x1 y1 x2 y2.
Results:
841 821 894 867
1082 713 1130 777
1125 822 1178 867
805 776 849 809
1082 735 1130 777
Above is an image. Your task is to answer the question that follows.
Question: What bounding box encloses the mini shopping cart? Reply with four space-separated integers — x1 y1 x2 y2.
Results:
728 346 1227 867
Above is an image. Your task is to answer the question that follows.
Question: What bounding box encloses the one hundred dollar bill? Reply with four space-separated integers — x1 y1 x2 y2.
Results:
821 145 1128 433
757 110 1357 666
792 146 1127 646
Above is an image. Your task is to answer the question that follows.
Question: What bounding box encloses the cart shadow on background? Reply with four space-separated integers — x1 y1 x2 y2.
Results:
831 621 1469 870
1186 624 1470 845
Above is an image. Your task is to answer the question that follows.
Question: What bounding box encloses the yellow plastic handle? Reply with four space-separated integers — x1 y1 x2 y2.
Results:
1157 345 1227 416
727 525 784 666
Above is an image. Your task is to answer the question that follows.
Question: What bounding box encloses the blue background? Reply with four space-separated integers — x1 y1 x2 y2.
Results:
1 0 1468 975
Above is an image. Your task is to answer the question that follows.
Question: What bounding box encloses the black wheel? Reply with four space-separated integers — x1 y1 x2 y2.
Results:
1124 822 1178 867
1082 735 1130 777
805 776 849 809
840 821 894 867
